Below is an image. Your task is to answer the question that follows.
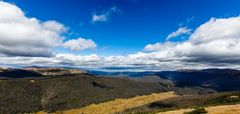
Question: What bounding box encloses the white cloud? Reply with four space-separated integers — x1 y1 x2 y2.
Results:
92 6 120 23
145 16 240 66
166 27 192 40
166 16 240 62
141 16 240 69
42 20 67 33
0 1 97 57
144 42 176 51
0 1 66 57
92 15 107 22
176 17 240 61
63 38 97 51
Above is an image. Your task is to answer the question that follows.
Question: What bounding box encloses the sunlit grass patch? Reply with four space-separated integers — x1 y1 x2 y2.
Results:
50 91 175 114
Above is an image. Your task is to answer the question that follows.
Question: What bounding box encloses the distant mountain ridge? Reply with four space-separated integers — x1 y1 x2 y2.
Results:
89 68 240 92
157 68 240 92
0 67 239 113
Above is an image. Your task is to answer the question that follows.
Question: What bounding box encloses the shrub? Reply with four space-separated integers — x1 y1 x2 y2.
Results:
184 107 207 114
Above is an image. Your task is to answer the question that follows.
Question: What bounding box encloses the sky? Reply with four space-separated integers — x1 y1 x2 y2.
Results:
1 0 240 71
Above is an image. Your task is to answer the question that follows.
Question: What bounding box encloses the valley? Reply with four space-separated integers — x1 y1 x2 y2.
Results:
0 67 239 113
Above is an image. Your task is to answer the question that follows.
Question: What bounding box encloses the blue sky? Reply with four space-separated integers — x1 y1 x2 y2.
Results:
5 0 240 56
1 0 240 70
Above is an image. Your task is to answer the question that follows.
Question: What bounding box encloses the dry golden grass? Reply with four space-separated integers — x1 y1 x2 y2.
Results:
37 91 175 114
207 104 240 114
158 104 240 114
35 112 47 114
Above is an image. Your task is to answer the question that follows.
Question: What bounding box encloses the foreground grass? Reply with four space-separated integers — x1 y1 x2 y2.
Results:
159 104 240 114
124 91 240 113
37 91 175 114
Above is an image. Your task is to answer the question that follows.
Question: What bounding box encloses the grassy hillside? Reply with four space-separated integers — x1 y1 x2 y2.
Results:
124 91 240 113
159 104 240 114
0 72 171 113
38 92 175 114
0 68 238 113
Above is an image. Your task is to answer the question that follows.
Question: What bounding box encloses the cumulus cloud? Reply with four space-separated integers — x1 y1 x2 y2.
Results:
144 42 176 51
92 6 120 23
145 16 240 65
166 27 192 40
63 38 97 51
177 17 240 62
0 1 66 57
0 1 97 57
